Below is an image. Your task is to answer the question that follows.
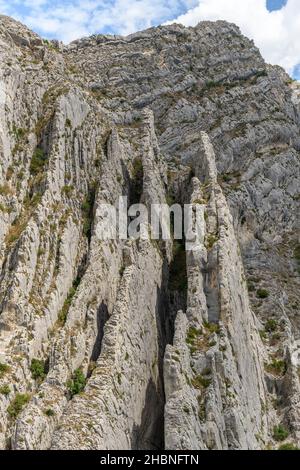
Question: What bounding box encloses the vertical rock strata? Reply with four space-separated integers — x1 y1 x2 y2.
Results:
0 15 299 450
164 132 267 449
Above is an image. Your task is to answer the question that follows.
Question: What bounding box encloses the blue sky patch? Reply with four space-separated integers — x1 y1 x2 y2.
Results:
267 0 288 11
293 64 300 81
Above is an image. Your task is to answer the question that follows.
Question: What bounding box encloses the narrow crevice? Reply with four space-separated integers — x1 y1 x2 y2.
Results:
136 216 189 450
131 280 169 450
129 156 143 205
89 301 109 366
204 258 220 324
131 378 164 450
82 183 97 244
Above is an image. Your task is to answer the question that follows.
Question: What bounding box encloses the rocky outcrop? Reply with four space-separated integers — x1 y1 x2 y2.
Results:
164 132 267 450
0 15 299 450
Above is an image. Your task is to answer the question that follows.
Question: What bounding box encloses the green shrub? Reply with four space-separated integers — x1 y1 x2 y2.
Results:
265 319 278 333
67 368 86 397
205 234 218 250
7 393 30 418
0 384 10 396
256 70 268 78
278 443 299 450
61 185 74 197
192 374 211 390
256 288 269 299
273 425 289 442
58 284 77 325
203 321 220 334
30 148 48 176
5 217 27 246
265 359 286 377
44 408 55 417
221 173 232 183
30 358 46 382
12 126 27 140
0 362 10 378
186 326 202 345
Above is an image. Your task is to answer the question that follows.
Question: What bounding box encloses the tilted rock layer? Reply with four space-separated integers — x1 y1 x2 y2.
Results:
0 15 299 450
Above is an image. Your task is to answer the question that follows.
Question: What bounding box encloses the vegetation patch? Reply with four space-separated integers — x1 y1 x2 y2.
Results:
256 288 269 299
265 359 286 377
5 190 43 247
62 185 74 198
30 358 47 382
203 321 220 335
186 322 219 353
30 148 48 176
67 368 86 397
265 319 278 333
5 217 27 246
273 425 289 442
58 282 79 325
44 408 55 417
186 326 202 345
0 362 10 378
7 393 30 418
0 385 10 396
205 234 218 250
192 374 212 390
278 443 299 450
12 126 27 141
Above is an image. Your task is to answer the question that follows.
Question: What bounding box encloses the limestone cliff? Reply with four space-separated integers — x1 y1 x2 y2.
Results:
0 15 299 450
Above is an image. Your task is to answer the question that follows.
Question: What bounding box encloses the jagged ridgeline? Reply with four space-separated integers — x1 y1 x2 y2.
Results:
0 14 299 450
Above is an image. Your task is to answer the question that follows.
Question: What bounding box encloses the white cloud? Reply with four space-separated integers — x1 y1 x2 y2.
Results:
0 1 198 43
168 0 300 76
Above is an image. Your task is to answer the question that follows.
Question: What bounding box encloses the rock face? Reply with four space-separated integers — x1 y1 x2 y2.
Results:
0 15 299 450
164 133 267 450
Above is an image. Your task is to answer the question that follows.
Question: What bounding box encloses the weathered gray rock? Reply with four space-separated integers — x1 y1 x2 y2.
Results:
164 133 268 450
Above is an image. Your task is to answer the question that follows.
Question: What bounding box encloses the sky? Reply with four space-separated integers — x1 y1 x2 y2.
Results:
0 0 299 79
